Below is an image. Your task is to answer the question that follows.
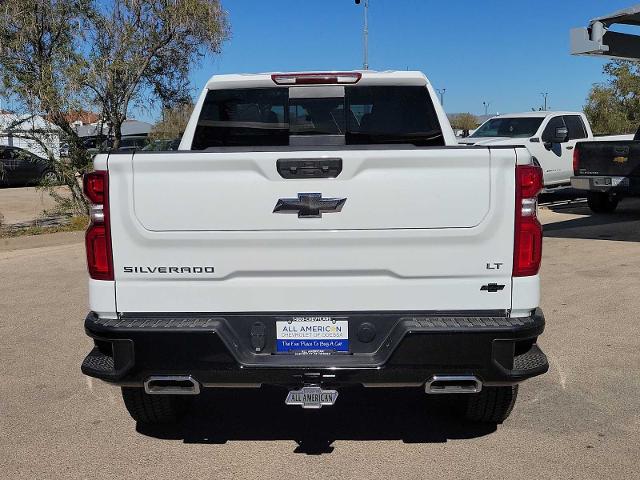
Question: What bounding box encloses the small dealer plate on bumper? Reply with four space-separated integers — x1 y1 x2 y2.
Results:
285 386 339 409
276 317 349 353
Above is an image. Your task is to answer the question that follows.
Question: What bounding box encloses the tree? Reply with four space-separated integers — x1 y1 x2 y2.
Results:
584 61 640 135
0 0 229 213
150 102 193 140
450 113 479 131
81 0 230 148
0 0 90 212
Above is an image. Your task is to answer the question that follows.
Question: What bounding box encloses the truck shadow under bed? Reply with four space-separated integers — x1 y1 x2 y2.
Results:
135 386 498 452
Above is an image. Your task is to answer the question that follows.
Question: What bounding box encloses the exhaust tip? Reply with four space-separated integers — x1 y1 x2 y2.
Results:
425 375 482 394
144 375 200 395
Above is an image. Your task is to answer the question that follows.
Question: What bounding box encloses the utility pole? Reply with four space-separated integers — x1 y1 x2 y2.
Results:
355 0 369 70
483 101 491 116
540 92 549 111
436 88 446 107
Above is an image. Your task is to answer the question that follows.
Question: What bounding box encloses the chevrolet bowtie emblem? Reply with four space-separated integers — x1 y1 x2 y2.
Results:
273 193 347 218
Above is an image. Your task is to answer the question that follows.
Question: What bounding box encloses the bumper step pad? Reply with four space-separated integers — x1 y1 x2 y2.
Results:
81 347 115 376
513 344 548 372
80 339 134 381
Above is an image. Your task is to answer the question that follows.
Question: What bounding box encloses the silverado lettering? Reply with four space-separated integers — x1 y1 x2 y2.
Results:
123 266 215 274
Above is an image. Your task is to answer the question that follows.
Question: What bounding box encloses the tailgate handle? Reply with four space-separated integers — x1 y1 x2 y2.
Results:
277 158 342 179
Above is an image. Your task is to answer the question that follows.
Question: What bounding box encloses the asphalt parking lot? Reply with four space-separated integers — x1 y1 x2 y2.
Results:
1 198 639 480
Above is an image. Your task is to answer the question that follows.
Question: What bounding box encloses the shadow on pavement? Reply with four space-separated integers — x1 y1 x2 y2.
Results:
543 201 640 242
136 387 496 453
539 189 584 204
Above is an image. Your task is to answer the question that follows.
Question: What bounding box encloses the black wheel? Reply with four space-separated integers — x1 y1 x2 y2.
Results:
121 387 190 424
463 385 518 423
587 192 619 214
39 170 59 185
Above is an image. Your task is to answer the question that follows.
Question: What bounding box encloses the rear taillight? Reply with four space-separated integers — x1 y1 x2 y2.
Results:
271 72 362 85
83 171 113 280
572 147 580 175
513 165 543 277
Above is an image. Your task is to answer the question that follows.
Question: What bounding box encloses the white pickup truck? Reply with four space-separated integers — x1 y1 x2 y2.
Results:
459 111 631 188
81 71 548 425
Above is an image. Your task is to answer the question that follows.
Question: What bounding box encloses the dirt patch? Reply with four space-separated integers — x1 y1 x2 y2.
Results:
0 229 85 252
0 186 68 225
0 186 87 237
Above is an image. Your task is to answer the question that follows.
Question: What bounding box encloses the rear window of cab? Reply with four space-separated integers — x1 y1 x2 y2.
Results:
191 86 444 148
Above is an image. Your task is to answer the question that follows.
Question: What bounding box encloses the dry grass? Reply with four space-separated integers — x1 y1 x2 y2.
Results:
0 215 88 238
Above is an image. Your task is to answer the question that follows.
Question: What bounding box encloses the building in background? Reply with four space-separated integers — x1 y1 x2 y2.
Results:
0 113 61 159
65 110 101 129
75 118 153 151
75 119 152 138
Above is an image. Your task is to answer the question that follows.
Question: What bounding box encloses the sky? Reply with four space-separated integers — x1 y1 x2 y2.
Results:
146 0 636 121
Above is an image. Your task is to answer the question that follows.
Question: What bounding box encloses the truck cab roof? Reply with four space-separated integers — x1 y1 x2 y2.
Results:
205 70 431 89
489 111 585 119
177 69 457 149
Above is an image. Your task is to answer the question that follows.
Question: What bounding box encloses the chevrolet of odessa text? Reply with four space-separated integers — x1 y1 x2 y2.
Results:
80 70 548 425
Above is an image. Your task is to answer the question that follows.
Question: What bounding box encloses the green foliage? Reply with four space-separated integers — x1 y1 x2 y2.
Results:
0 0 90 213
81 0 230 146
450 113 479 131
584 61 640 135
150 102 194 140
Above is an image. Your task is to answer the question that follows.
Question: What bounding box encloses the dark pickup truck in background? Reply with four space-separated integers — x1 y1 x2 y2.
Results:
571 132 640 213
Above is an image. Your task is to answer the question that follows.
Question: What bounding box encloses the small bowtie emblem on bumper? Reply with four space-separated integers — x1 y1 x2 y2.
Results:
481 283 506 293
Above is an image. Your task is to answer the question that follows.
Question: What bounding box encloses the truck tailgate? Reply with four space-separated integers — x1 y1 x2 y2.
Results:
107 147 519 313
576 141 640 177
131 150 490 231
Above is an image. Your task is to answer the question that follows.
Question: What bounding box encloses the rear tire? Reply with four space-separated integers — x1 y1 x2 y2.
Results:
587 192 619 214
39 170 58 185
121 387 190 424
463 385 518 423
